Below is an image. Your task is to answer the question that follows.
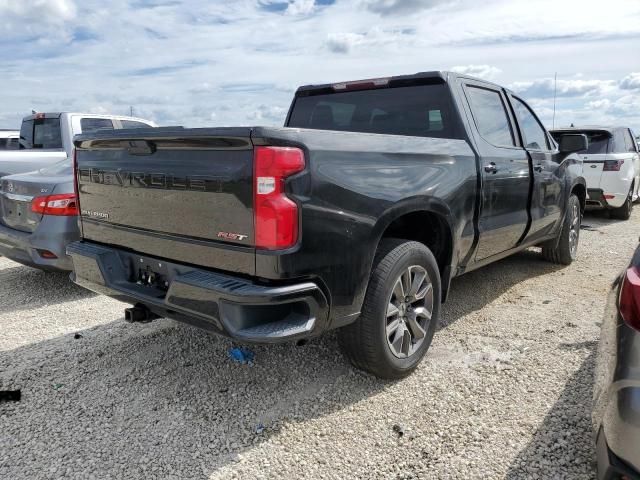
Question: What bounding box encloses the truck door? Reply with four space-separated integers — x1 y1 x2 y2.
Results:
509 95 563 243
462 82 530 261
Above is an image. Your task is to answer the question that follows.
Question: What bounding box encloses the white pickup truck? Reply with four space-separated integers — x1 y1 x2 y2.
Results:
551 126 640 220
0 130 19 150
0 113 157 178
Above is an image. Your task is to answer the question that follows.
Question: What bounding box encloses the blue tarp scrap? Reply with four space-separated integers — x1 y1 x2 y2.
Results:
227 346 255 365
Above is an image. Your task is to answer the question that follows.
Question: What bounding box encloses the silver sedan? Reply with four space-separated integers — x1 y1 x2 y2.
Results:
0 159 77 271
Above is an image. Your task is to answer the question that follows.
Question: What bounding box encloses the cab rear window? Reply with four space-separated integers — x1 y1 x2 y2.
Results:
0 137 19 150
80 118 114 134
287 84 463 139
19 118 63 149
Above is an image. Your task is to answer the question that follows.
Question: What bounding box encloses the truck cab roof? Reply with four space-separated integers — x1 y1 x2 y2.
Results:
23 112 156 125
295 71 510 97
551 126 632 135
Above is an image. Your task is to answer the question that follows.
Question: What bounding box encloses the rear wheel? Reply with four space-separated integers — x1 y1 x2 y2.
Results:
542 194 581 265
338 239 441 379
611 185 633 220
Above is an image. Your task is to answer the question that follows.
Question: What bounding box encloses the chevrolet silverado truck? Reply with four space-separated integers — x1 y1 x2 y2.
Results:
67 71 587 379
0 112 156 178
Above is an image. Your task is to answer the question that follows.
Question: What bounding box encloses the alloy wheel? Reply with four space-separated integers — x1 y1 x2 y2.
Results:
569 201 580 258
386 265 434 358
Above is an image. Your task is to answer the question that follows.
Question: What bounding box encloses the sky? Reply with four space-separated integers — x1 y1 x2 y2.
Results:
1 0 639 132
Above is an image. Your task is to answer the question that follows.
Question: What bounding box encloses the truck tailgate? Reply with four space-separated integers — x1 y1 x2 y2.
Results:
74 128 256 275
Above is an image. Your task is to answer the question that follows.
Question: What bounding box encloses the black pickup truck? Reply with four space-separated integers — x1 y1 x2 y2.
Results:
68 71 587 378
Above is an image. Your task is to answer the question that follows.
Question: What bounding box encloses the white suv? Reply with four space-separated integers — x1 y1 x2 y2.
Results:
551 127 640 220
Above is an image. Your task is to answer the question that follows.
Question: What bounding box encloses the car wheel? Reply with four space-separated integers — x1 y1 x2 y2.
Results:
611 186 633 220
542 194 581 265
338 239 441 379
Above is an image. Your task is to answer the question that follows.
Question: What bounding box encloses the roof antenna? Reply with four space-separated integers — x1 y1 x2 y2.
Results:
552 72 557 129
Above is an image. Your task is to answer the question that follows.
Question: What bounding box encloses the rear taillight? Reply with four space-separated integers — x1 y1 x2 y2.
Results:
619 266 640 331
31 193 78 216
254 146 305 250
603 160 624 171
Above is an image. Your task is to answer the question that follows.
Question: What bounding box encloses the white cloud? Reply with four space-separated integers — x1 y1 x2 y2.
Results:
510 78 614 99
0 0 639 133
609 95 640 116
247 104 288 122
361 0 452 15
451 65 502 80
326 32 366 54
0 0 77 40
0 0 76 22
620 73 640 91
285 0 316 15
586 99 611 110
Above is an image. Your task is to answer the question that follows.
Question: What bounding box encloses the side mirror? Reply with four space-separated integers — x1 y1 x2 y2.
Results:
559 134 588 154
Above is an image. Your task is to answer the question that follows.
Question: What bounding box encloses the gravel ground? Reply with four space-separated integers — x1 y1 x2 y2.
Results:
1 210 638 479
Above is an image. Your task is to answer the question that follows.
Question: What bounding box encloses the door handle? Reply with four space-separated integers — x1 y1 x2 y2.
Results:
484 162 497 174
534 164 543 172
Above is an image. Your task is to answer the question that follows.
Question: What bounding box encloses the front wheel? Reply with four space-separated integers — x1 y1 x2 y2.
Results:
610 186 633 220
542 194 581 265
338 239 441 379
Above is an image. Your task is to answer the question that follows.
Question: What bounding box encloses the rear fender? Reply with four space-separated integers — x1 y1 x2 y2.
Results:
368 196 456 299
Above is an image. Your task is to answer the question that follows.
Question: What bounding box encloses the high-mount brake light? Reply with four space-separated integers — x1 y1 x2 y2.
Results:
620 266 640 332
31 193 78 216
254 146 305 250
332 78 390 91
34 113 45 120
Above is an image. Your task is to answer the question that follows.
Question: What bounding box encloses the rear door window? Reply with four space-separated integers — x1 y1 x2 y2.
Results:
80 118 115 134
584 133 611 154
465 86 515 147
19 118 63 149
287 84 463 139
120 120 151 129
511 97 550 150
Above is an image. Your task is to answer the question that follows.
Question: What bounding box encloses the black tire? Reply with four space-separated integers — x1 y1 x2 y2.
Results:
610 186 633 220
542 194 581 265
338 239 441 379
